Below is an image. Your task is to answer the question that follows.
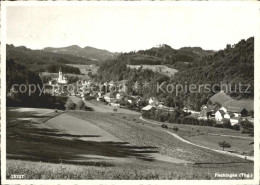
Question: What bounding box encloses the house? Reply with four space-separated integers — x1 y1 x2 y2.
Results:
104 93 115 103
118 81 128 93
200 105 217 119
98 92 105 98
148 97 158 106
110 99 120 107
141 105 156 112
183 107 189 113
223 113 231 119
215 110 226 121
108 80 115 87
157 104 169 111
219 106 227 113
200 105 208 110
230 117 242 125
116 92 125 100
228 106 248 117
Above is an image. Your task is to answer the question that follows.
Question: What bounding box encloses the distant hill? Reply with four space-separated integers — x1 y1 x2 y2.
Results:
43 45 118 62
6 44 96 74
125 44 215 68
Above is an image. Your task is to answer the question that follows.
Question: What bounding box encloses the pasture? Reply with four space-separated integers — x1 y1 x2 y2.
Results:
127 65 178 77
140 118 254 156
66 64 99 75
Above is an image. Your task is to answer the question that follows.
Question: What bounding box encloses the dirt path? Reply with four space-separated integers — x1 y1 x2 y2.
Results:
140 117 253 161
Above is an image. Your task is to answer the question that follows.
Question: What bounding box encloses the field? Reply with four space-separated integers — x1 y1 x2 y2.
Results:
140 118 254 157
6 102 254 180
127 65 178 77
66 64 99 75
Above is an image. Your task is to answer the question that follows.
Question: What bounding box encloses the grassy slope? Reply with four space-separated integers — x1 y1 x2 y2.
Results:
7 159 253 180
68 111 251 163
6 107 253 179
210 91 254 111
141 118 254 156
127 64 178 77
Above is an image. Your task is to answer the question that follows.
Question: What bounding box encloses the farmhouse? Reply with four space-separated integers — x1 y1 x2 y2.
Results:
148 97 159 106
215 110 226 121
104 93 115 103
230 117 241 125
141 105 156 112
219 106 227 113
228 106 248 117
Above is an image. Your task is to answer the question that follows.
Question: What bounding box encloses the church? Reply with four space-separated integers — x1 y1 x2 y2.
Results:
49 69 68 85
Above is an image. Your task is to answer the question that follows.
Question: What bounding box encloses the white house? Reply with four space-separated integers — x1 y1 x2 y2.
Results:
230 117 240 125
116 93 125 100
148 97 158 106
223 113 231 119
215 110 226 121
141 105 155 111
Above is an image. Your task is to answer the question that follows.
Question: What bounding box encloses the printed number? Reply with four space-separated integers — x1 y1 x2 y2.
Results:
10 174 24 179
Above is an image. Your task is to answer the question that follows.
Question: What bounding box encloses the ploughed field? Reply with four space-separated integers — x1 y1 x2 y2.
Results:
6 107 253 179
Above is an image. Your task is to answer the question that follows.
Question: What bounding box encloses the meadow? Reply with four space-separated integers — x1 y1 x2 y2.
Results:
6 104 254 179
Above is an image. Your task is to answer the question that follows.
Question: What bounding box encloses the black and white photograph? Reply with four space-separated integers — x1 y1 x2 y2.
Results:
1 1 259 184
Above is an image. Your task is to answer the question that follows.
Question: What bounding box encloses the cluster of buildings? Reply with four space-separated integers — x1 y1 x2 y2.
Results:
198 104 252 125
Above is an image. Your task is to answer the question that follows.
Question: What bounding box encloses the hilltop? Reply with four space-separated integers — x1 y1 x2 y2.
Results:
123 44 214 69
6 44 97 74
44 45 118 62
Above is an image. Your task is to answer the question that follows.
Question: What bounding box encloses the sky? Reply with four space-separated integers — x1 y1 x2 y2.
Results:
5 4 258 53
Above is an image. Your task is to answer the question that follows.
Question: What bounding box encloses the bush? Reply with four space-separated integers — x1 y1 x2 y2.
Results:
76 100 85 110
172 126 179 131
158 112 169 122
65 98 86 110
222 118 231 128
161 124 168 129
215 124 224 128
218 140 231 151
240 120 254 136
65 98 76 110
232 124 240 131
180 117 199 125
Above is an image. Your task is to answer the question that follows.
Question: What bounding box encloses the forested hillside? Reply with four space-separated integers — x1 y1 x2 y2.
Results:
119 44 214 69
6 44 95 74
6 58 67 109
97 37 254 110
171 37 254 100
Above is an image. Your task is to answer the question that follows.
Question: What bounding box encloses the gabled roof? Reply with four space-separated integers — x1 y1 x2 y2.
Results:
228 112 235 117
228 106 245 113
109 80 115 84
218 110 226 116
141 105 155 111
201 105 208 110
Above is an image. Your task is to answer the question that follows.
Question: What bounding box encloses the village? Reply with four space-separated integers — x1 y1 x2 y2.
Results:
42 69 254 128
